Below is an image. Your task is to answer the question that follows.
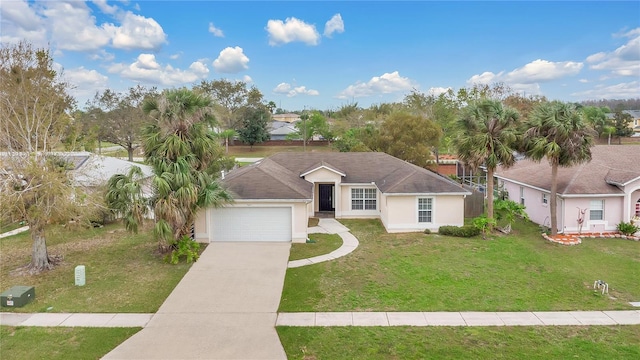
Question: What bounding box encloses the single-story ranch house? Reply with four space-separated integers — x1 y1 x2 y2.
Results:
194 152 471 242
495 145 640 234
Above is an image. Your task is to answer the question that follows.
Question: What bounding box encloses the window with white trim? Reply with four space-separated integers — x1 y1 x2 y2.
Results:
589 200 604 221
351 188 376 210
542 193 548 205
418 198 433 223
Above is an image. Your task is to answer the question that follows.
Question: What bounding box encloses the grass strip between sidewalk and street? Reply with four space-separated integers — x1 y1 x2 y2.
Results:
0 326 140 360
277 325 640 359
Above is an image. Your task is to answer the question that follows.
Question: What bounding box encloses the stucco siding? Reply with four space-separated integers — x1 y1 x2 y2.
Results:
562 197 624 233
382 195 465 233
337 184 379 218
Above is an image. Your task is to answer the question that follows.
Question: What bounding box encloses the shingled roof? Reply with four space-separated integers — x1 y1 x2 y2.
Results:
223 152 468 199
495 145 640 195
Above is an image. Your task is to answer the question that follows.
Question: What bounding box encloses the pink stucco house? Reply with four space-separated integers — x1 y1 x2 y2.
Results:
495 146 640 234
194 152 470 242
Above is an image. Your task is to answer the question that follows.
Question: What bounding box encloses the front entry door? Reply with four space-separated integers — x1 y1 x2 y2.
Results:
319 184 334 211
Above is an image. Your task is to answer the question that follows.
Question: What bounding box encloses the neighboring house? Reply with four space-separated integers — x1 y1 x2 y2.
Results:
272 113 301 123
1 151 153 189
606 110 640 135
64 152 154 188
194 152 471 243
268 120 299 140
495 146 640 234
627 110 640 135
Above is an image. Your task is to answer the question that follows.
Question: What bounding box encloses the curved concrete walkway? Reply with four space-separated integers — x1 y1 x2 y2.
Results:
288 218 359 268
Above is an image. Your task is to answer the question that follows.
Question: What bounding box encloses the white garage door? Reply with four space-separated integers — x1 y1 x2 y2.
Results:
210 207 292 242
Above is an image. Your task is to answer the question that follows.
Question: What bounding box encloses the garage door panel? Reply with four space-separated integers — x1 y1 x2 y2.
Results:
211 207 291 242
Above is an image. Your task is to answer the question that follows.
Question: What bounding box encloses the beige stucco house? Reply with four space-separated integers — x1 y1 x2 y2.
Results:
194 152 470 243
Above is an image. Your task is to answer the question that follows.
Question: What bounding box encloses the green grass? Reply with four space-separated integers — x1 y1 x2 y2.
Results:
228 145 334 158
279 219 640 312
0 220 27 233
0 222 192 313
277 326 640 360
0 326 140 360
289 234 343 261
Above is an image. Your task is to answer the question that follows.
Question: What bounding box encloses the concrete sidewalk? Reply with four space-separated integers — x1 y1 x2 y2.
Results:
0 312 152 327
277 310 640 326
102 242 290 360
4 310 638 328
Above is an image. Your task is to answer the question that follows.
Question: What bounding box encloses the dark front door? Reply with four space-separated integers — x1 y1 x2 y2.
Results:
319 184 334 211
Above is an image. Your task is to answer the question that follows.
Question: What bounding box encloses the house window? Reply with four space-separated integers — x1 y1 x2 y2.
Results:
635 199 640 217
589 200 604 221
542 193 548 205
351 188 376 210
520 187 525 205
418 198 433 223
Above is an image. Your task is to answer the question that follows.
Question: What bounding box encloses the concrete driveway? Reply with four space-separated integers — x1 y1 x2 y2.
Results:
104 242 290 359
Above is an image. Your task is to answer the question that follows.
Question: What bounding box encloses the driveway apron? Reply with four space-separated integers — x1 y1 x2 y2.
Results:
104 242 290 359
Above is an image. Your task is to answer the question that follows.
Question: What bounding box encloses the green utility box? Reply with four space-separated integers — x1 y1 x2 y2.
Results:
1 286 35 308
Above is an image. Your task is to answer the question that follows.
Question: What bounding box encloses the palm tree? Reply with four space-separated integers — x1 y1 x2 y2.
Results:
142 89 231 252
455 99 519 223
524 101 595 236
105 165 148 233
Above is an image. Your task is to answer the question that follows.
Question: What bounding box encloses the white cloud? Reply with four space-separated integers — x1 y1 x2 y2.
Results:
169 52 181 60
505 59 583 83
213 46 249 73
578 79 589 83
208 22 224 37
242 75 253 83
109 54 209 86
466 59 583 96
88 49 115 62
1 0 42 30
43 1 112 51
428 87 451 96
273 82 319 97
64 66 109 98
337 71 416 99
266 17 320 46
586 27 640 77
324 14 344 37
92 0 118 15
467 71 502 85
571 81 640 99
108 12 167 51
0 0 167 52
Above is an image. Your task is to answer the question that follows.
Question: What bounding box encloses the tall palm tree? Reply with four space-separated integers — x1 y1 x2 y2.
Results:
455 99 519 223
142 89 231 252
524 101 595 236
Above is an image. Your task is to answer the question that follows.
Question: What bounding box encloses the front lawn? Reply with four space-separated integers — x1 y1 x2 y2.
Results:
277 326 640 359
0 222 192 313
0 326 139 359
289 233 343 261
279 219 640 312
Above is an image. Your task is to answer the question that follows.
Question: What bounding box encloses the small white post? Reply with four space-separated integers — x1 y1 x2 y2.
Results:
75 265 86 286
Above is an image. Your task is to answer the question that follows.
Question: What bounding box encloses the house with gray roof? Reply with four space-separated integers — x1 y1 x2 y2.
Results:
194 152 471 242
495 145 640 234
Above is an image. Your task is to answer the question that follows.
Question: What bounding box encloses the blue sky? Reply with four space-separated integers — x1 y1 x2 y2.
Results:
2 1 639 111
